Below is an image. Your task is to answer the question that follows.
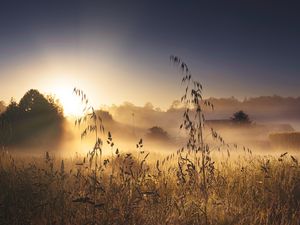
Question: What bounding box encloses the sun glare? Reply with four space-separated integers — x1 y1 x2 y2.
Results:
52 87 83 117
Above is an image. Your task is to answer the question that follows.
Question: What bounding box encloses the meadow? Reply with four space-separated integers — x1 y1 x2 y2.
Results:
0 57 299 225
0 147 299 225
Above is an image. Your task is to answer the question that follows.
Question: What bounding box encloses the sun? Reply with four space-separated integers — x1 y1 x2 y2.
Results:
52 87 84 117
42 76 89 117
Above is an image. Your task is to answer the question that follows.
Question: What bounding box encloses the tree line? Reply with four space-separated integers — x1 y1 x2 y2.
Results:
0 89 64 148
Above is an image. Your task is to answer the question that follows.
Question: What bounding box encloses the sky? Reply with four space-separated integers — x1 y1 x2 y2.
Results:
0 0 300 112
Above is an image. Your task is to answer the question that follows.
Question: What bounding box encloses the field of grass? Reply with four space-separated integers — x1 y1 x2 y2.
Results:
0 148 299 225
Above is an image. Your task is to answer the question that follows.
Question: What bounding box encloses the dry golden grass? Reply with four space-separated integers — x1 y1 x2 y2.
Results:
0 149 299 225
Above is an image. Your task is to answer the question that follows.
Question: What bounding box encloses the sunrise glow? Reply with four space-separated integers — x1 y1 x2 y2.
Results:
54 87 83 116
0 1 299 224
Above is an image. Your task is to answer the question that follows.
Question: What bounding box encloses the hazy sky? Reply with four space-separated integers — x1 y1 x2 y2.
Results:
0 0 299 110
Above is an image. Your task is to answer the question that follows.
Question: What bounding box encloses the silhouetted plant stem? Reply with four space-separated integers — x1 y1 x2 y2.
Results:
170 55 214 225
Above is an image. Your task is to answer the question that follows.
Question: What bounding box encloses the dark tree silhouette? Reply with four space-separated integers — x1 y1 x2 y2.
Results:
0 89 64 147
146 126 170 140
231 110 251 124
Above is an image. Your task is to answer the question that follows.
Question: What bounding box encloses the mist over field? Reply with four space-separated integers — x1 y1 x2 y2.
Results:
101 96 300 153
1 73 300 225
1 1 300 224
1 85 300 225
2 94 300 156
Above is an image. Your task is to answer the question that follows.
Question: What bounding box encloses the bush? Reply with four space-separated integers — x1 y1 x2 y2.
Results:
146 126 170 141
231 110 251 124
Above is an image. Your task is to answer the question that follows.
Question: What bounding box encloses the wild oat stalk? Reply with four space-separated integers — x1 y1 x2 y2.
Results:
73 88 105 225
170 55 220 224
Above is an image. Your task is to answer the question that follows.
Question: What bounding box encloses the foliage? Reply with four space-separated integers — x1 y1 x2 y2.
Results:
146 126 169 140
0 89 63 147
231 110 251 124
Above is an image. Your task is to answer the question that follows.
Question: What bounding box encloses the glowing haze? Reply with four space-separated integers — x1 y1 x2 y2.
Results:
0 1 300 114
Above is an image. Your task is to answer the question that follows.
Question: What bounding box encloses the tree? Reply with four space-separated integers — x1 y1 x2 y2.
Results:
146 126 170 140
0 89 64 147
231 110 251 124
19 89 62 116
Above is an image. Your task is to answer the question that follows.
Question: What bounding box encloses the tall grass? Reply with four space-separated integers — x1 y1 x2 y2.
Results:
0 150 299 224
0 57 299 225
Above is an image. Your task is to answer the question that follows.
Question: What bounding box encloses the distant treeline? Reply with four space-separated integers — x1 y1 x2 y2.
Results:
205 96 300 120
106 96 300 131
0 89 64 148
